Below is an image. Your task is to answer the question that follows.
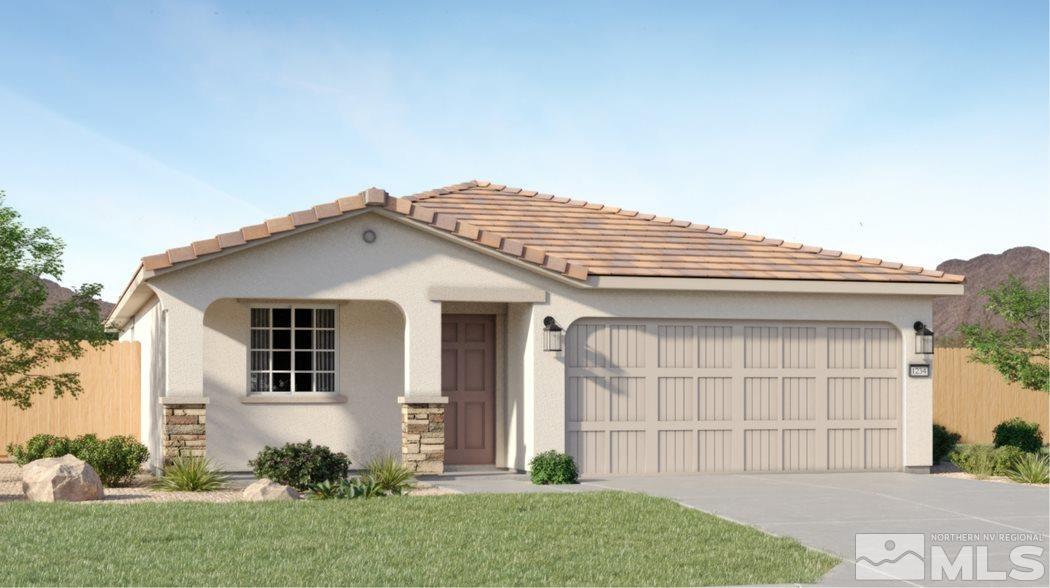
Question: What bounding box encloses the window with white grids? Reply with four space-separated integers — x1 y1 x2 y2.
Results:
249 307 336 393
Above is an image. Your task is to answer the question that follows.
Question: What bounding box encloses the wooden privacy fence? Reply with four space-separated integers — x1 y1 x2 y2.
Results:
0 342 140 456
934 347 1049 444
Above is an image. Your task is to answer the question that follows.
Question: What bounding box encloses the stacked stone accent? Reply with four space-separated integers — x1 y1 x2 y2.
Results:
162 403 206 463
401 403 445 474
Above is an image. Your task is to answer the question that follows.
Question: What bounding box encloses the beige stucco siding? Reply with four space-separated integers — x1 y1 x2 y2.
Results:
202 299 404 470
142 211 936 472
118 296 164 469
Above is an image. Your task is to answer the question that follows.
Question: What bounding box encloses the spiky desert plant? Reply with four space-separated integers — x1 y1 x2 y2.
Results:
153 457 229 491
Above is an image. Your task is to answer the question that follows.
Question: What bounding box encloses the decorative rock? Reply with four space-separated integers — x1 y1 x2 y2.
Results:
22 454 105 502
242 478 301 501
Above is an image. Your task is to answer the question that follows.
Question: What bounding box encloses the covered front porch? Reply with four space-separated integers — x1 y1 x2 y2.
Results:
157 288 548 473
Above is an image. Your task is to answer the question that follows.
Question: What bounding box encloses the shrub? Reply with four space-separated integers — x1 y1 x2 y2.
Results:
364 455 414 495
76 435 149 486
1007 452 1050 484
932 424 961 464
248 440 350 490
529 450 578 485
6 433 148 486
153 457 229 492
308 478 384 500
993 418 1044 453
6 434 77 465
950 445 1024 478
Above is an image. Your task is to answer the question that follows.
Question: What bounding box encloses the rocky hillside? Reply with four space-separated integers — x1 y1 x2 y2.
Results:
934 246 1048 343
42 278 116 319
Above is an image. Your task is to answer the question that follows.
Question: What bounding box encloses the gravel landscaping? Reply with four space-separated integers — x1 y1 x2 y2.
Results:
0 462 454 503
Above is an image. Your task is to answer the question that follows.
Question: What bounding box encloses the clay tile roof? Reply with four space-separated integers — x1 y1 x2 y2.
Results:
138 180 964 284
404 181 964 284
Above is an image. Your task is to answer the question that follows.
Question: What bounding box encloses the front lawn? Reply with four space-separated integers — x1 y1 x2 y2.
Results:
0 491 837 586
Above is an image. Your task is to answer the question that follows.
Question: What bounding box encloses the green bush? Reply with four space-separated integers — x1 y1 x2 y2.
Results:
364 455 414 495
6 434 77 464
248 440 350 490
76 435 149 486
153 457 229 492
6 433 148 486
529 450 578 485
932 424 961 464
1007 452 1050 484
950 445 1024 478
993 418 1044 453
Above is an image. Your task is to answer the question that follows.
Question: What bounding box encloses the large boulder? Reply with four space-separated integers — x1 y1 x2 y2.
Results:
242 478 301 501
22 454 105 502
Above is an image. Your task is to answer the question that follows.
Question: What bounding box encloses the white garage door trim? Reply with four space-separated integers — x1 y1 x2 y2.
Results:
565 319 902 474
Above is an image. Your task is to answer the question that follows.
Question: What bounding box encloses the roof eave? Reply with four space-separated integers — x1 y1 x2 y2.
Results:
591 275 965 295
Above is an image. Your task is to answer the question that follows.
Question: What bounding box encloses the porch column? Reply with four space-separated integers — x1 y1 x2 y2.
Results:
397 297 446 473
155 296 209 464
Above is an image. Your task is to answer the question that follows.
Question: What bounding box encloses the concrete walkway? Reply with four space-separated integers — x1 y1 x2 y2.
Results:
425 470 1049 586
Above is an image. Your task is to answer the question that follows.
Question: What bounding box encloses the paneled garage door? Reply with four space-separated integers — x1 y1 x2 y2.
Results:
565 319 902 474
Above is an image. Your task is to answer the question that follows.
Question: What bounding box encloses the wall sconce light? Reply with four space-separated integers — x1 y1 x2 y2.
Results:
913 321 934 355
543 316 563 352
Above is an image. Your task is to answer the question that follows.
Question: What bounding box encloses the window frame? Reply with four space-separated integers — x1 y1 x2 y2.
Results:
247 303 339 396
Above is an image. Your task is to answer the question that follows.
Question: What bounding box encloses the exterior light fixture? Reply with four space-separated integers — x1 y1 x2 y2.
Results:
913 321 934 355
543 316 563 352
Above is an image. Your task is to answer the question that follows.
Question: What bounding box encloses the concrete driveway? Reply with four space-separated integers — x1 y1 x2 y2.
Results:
429 470 1049 586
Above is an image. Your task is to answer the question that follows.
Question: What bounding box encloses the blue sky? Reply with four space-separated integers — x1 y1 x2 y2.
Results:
0 1 1046 300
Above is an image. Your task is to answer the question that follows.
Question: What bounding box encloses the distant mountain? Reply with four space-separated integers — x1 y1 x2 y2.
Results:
934 246 1049 344
41 278 116 319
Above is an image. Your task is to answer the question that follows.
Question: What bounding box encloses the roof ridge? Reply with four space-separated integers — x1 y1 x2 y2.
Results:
439 179 960 282
140 185 590 281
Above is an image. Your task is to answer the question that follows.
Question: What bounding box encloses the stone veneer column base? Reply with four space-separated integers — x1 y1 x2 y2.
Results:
398 397 447 474
160 397 208 465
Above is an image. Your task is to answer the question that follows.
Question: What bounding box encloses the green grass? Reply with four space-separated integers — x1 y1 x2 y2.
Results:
0 492 837 586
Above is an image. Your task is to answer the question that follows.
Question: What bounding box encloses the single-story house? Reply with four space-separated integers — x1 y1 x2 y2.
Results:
107 181 964 475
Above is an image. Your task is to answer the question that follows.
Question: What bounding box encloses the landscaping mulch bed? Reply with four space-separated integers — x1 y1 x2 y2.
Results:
0 462 455 503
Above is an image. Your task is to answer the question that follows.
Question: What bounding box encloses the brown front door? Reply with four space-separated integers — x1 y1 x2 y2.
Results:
442 314 496 465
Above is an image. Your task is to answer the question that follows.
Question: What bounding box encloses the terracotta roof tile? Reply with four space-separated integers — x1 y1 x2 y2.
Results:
216 231 247 249
142 253 172 271
138 180 963 284
500 239 525 257
364 187 387 205
191 239 221 256
241 224 270 241
167 246 196 264
337 194 365 212
266 216 296 234
313 202 341 219
455 221 481 240
290 209 319 226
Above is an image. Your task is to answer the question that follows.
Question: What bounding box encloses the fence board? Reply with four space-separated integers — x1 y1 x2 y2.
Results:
0 342 140 456
934 348 1049 444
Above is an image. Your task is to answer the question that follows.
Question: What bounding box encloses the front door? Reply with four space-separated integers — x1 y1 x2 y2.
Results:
442 314 496 465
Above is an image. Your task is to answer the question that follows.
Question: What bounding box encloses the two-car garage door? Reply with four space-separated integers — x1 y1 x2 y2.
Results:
565 319 902 474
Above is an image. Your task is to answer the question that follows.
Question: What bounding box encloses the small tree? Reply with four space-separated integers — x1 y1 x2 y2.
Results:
0 191 111 408
960 277 1048 392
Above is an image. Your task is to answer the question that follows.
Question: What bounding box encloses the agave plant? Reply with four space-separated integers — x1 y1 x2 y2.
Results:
364 455 415 495
1007 453 1049 484
307 479 347 499
308 477 388 499
153 457 229 491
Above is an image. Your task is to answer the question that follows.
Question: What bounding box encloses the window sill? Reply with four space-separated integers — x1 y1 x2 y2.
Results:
241 393 347 405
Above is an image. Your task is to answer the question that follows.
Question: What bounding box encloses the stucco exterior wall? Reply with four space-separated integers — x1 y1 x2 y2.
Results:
118 296 165 469
142 211 937 472
202 298 404 470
